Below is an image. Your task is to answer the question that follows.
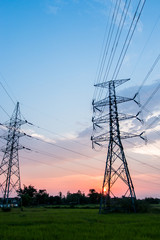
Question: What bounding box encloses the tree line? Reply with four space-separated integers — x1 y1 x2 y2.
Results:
17 185 101 206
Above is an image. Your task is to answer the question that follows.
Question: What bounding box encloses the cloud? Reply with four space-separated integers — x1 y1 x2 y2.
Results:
24 129 56 144
113 0 144 33
47 5 59 15
0 124 7 131
45 0 66 15
30 133 56 144
22 80 160 176
146 109 160 121
77 127 92 139
131 141 160 156
92 81 160 150
45 0 81 16
19 82 160 198
137 21 143 33
56 132 78 141
93 0 108 5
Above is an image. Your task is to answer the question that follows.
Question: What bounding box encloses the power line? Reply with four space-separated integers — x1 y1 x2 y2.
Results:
25 121 160 174
102 0 132 84
0 104 10 118
21 154 160 187
0 72 18 102
29 130 160 176
1 112 159 192
131 14 160 77
131 168 160 180
28 134 105 163
0 120 105 165
94 0 146 99
95 0 121 87
0 81 16 106
96 0 122 101
93 1 113 86
26 146 104 172
94 0 146 121
22 110 160 175
112 0 146 80
137 54 160 94
127 154 160 172
124 139 160 167
141 82 160 110
20 154 101 177
133 176 160 187
1 112 159 179
27 121 92 149
20 137 160 188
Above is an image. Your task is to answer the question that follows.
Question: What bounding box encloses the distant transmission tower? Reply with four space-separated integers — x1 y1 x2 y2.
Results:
0 102 26 207
91 79 144 213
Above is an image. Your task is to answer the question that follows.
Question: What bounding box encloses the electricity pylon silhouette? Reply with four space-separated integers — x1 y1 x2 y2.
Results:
0 102 26 207
91 79 144 213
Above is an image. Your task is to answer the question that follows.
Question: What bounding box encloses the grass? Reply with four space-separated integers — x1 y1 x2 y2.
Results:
151 204 160 211
0 207 160 240
44 204 99 209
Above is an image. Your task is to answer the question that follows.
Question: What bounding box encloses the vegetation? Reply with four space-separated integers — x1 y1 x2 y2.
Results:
0 208 160 240
16 185 101 206
0 185 160 239
15 185 160 214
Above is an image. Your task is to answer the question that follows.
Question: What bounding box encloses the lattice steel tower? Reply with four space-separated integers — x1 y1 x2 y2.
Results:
0 102 26 206
91 79 144 213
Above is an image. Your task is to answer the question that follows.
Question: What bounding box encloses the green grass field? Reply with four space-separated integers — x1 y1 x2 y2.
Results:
0 208 160 240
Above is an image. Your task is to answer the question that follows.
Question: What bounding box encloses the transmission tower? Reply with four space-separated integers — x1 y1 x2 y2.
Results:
91 79 144 213
0 102 26 207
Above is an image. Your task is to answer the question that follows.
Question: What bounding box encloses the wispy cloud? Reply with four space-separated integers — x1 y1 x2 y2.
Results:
56 132 78 141
30 133 56 144
146 109 160 122
45 0 66 15
47 5 59 15
131 142 160 156
24 128 56 144
0 124 7 131
112 0 144 32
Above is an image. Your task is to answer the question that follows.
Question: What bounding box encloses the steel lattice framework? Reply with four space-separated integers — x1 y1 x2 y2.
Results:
91 79 144 213
0 102 26 206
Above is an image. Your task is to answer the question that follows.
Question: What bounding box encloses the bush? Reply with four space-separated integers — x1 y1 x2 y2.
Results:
135 200 151 213
2 207 11 212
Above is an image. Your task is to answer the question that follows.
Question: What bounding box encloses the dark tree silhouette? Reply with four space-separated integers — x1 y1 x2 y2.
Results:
17 185 37 206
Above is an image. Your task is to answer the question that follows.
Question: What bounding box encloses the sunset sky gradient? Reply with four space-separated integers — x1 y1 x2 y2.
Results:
0 0 160 198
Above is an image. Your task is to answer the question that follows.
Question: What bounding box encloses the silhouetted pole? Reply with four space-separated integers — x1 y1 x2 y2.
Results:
91 79 144 213
0 102 26 207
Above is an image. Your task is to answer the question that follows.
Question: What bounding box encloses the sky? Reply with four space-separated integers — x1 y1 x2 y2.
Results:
0 0 160 199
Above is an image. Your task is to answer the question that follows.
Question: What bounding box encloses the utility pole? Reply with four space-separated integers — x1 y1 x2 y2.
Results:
0 102 26 207
91 79 144 213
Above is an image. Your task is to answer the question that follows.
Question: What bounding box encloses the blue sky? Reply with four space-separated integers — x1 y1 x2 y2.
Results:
0 0 160 198
0 0 110 134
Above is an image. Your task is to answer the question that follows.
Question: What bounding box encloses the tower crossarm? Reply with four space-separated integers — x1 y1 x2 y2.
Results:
91 131 144 146
91 132 110 144
92 113 110 129
94 79 130 88
1 144 28 153
94 79 140 213
92 112 142 130
120 131 145 140
93 95 137 112
0 132 26 141
0 122 27 132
